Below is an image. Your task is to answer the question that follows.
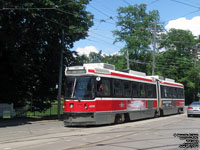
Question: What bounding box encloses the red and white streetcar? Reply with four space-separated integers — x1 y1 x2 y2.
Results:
63 63 184 126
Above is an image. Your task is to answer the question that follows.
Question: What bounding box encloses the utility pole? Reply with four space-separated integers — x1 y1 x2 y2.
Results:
127 49 130 70
152 22 157 75
57 29 64 119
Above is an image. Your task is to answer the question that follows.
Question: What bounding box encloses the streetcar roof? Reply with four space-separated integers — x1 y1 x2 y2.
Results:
65 63 183 87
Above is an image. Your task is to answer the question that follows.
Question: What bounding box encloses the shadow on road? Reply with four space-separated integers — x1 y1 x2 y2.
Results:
0 115 63 127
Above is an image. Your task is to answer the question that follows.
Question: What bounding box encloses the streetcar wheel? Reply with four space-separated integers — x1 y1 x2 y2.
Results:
154 111 159 118
160 109 164 117
114 114 125 124
124 113 130 122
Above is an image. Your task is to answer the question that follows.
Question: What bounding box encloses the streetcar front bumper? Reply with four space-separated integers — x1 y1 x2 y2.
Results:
63 112 96 126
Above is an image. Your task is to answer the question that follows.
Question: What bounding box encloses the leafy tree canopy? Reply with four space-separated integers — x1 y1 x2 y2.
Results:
113 3 162 72
157 29 200 104
0 0 93 111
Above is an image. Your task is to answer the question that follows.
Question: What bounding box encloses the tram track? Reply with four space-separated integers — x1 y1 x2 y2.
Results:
64 114 186 150
0 127 83 144
0 113 186 150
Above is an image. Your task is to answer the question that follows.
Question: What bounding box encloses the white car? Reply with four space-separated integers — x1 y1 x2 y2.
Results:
187 102 200 117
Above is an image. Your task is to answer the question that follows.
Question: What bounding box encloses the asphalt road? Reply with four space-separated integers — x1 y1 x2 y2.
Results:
0 113 199 150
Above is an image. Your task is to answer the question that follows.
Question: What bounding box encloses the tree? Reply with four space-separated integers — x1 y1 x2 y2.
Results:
157 29 200 104
74 54 90 65
159 29 196 57
103 53 127 71
89 50 103 63
113 4 162 72
0 0 93 111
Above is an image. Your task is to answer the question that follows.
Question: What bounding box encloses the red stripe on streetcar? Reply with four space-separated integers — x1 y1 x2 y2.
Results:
88 69 95 73
64 100 159 112
176 100 185 106
163 82 184 87
64 100 127 112
111 72 153 82
153 100 157 108
88 69 111 75
96 100 127 111
88 69 153 82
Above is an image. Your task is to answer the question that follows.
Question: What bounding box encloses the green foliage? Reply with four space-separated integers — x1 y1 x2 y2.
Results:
75 54 90 65
113 4 162 72
157 29 200 104
89 50 103 63
159 29 196 57
102 54 127 70
0 0 93 111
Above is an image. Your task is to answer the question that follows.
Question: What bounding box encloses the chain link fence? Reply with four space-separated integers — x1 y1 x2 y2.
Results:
1 103 63 118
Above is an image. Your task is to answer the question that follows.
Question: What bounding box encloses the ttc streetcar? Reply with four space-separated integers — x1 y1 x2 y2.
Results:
63 63 184 126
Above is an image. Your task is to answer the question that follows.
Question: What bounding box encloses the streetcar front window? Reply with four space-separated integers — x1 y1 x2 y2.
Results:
65 77 95 100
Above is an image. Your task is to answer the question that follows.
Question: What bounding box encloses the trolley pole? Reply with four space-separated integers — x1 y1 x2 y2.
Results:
57 29 64 119
152 22 157 75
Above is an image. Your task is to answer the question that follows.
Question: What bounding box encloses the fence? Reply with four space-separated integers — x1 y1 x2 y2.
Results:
0 103 14 118
0 102 63 118
15 103 63 118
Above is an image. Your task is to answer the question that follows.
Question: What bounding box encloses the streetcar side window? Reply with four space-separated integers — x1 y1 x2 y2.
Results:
177 88 184 99
168 87 173 98
123 81 132 97
139 83 145 98
173 88 177 98
146 84 156 98
161 86 184 99
161 86 169 98
132 82 139 97
97 78 111 97
113 79 122 96
181 89 184 98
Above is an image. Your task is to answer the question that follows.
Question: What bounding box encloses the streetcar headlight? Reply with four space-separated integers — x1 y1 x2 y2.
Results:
84 104 88 110
70 103 74 108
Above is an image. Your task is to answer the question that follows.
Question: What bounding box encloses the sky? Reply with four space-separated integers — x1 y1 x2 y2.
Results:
73 0 200 56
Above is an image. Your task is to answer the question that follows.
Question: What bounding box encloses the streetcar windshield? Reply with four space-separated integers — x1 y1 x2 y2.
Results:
65 76 95 100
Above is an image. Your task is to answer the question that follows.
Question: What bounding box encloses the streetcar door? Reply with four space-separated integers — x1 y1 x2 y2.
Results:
156 79 161 113
96 76 103 101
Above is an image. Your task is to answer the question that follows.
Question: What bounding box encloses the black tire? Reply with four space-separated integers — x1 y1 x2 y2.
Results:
124 113 130 122
114 114 124 124
160 109 164 117
154 111 159 118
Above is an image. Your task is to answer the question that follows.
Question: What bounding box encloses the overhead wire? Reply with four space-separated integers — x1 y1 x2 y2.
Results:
186 0 200 6
89 29 116 41
4 1 197 59
0 4 116 25
1 3 122 52
0 2 68 11
91 0 116 16
169 0 200 17
122 0 131 6
90 36 122 50
147 0 160 6
181 9 200 17
88 4 116 22
170 0 200 9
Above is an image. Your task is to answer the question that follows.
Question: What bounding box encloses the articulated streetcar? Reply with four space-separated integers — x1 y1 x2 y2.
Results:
63 63 184 126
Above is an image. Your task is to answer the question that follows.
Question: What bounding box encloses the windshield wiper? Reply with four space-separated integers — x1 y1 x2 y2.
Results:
71 78 77 98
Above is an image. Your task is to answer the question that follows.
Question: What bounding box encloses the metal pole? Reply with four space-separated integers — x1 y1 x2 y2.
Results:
152 22 157 75
127 48 130 70
57 29 64 119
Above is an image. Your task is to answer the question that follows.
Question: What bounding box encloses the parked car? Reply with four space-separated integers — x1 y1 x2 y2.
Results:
187 102 200 117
